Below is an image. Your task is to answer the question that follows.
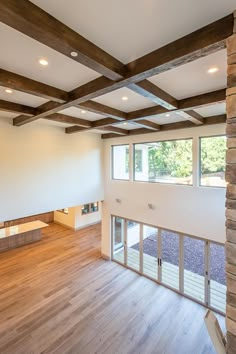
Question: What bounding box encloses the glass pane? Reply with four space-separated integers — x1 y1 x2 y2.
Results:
134 139 192 185
143 225 158 280
161 230 179 290
127 220 140 271
184 237 205 302
112 145 129 180
210 243 226 313
200 136 226 187
112 217 125 264
82 204 90 214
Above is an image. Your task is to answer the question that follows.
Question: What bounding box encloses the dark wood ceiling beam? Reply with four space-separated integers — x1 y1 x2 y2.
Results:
0 0 125 80
12 14 232 127
101 114 226 139
77 100 127 120
0 69 68 103
125 14 233 81
135 119 160 130
0 99 36 116
102 126 128 135
45 113 92 127
128 80 178 109
178 89 226 110
176 110 204 125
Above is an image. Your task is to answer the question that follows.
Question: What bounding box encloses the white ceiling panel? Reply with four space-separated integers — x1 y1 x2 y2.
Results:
93 87 156 112
147 113 187 125
194 102 226 117
31 0 236 63
113 122 140 130
58 107 105 121
148 50 227 99
0 23 100 92
0 86 47 107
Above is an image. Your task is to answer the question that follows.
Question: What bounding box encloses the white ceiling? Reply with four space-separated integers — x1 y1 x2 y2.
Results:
0 85 48 107
93 87 156 112
0 111 18 119
195 102 226 117
0 23 100 91
59 107 105 121
147 113 187 125
31 0 236 63
148 50 227 99
113 122 140 130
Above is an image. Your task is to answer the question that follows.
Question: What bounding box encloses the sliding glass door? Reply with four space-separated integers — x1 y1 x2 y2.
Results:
111 216 226 314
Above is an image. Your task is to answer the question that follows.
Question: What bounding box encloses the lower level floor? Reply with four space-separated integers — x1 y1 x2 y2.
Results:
0 223 225 354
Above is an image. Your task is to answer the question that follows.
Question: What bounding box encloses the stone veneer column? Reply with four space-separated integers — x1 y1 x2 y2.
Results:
226 10 236 354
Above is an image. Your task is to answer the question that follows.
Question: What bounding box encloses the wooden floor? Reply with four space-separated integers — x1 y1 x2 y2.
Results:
0 223 225 354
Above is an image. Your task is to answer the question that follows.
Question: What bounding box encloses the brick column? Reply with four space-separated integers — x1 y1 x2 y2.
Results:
226 10 236 354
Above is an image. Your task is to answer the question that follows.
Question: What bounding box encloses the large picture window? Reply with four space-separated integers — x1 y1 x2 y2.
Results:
200 136 226 187
112 145 130 180
134 139 193 185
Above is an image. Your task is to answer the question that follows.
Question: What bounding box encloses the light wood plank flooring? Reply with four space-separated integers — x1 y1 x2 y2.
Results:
0 223 225 354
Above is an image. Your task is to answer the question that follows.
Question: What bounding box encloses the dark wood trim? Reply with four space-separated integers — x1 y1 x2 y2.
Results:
0 0 125 80
102 126 128 135
78 100 127 120
129 80 178 109
178 89 226 110
0 100 36 116
135 119 160 130
92 118 120 128
101 114 226 139
0 69 68 103
45 113 92 127
177 110 204 125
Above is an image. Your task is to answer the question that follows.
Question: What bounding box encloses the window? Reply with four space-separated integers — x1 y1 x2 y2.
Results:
134 139 193 185
58 208 69 214
81 202 99 215
112 145 129 180
200 136 226 187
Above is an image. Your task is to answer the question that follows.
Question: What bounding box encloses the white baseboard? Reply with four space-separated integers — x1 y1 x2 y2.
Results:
54 220 101 231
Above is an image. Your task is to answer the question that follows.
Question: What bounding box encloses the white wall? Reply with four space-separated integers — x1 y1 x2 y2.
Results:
0 118 104 221
102 123 226 258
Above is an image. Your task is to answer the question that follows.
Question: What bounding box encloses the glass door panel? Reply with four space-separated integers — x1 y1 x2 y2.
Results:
127 220 140 271
112 217 125 264
184 237 205 302
143 225 158 280
209 243 226 313
161 230 179 290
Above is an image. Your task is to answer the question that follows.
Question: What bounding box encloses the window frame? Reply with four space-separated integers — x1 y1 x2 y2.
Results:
199 134 226 189
112 144 130 181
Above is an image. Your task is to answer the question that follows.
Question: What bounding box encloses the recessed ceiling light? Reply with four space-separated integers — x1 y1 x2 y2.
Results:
39 58 49 66
207 67 219 74
122 96 128 101
81 110 86 114
5 88 13 94
123 122 127 125
71 51 78 57
165 113 170 117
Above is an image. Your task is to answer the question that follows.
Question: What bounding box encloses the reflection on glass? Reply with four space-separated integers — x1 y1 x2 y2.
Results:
143 225 158 280
161 230 179 290
184 237 205 302
127 220 140 271
210 243 226 313
112 217 125 264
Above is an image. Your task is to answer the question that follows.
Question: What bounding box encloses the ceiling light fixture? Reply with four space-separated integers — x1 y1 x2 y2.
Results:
165 113 170 117
123 122 127 125
5 88 13 94
122 96 128 101
81 110 86 114
207 67 219 74
39 58 49 66
71 51 78 57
